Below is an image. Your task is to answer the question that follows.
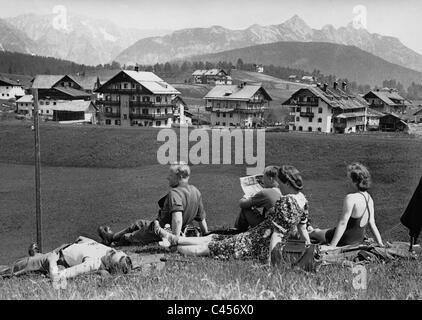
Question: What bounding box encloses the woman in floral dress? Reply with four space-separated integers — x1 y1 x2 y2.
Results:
155 165 311 262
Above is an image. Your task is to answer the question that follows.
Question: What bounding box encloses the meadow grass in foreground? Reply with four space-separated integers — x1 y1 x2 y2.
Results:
1 254 421 300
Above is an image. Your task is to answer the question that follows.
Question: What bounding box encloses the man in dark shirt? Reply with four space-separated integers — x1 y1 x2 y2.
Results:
235 166 282 232
98 162 208 246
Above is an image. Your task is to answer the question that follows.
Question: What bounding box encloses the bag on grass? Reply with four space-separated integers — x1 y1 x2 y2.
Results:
271 239 320 272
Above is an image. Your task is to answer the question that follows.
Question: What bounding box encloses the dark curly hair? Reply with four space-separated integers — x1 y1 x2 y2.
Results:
347 162 371 191
277 165 303 191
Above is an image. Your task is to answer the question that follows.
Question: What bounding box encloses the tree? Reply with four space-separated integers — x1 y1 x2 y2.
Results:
236 58 244 70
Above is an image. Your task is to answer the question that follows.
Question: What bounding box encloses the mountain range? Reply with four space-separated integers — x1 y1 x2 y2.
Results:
188 41 422 87
1 13 172 66
115 15 422 73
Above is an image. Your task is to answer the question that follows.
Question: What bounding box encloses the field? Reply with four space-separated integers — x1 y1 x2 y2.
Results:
0 122 422 299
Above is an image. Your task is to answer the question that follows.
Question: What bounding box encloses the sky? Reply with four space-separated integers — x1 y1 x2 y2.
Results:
1 0 422 54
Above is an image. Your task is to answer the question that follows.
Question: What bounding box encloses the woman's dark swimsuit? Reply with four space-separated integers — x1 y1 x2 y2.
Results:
325 192 371 246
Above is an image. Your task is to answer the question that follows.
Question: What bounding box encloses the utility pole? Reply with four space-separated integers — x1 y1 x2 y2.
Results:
32 88 43 252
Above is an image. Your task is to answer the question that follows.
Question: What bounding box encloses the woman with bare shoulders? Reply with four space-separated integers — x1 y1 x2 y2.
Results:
309 163 384 248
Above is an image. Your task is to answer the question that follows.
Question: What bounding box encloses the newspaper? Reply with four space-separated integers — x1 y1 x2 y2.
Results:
240 174 264 198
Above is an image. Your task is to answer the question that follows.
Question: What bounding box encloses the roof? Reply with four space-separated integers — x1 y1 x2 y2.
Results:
192 70 207 76
204 69 227 76
0 75 20 86
52 100 97 112
413 108 422 116
172 96 188 109
283 86 368 110
364 90 406 106
97 70 180 95
32 75 67 89
204 84 272 101
69 75 99 91
16 95 33 103
53 87 92 98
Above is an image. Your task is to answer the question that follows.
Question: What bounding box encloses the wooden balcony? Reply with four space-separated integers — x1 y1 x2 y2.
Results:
129 113 172 120
101 100 120 106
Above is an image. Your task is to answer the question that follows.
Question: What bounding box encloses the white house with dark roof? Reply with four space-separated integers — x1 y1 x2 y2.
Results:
0 76 25 101
363 88 408 114
204 82 272 128
16 95 34 118
283 82 374 133
192 69 232 85
95 70 181 127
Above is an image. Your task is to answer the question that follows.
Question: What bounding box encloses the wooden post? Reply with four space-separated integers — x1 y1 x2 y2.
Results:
32 88 43 252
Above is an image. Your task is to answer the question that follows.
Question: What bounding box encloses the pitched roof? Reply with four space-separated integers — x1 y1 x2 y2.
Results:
16 95 34 103
283 86 368 110
204 69 227 76
0 75 20 86
204 84 272 101
52 100 97 112
192 70 207 76
54 87 92 98
69 75 99 91
413 108 422 116
364 90 406 106
96 70 180 95
32 75 66 89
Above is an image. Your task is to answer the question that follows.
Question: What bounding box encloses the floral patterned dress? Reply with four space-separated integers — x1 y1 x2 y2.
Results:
208 194 309 262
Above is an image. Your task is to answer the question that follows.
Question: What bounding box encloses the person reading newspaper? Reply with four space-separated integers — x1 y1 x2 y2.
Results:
235 166 282 232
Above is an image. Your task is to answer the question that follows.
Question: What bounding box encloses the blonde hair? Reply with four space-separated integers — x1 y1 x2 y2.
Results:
170 161 191 179
347 162 371 191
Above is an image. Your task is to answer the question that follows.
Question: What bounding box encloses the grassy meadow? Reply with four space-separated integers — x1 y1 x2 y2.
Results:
0 122 422 299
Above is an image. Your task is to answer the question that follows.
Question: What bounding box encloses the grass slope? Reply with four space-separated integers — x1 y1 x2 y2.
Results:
1 122 421 299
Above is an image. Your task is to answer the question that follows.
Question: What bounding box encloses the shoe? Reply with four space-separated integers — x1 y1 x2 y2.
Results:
98 226 114 246
28 243 40 256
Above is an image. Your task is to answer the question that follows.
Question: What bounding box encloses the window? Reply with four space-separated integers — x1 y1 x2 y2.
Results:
308 127 312 132
299 126 303 131
165 120 168 125
156 96 162 103
142 96 150 102
308 117 313 123
53 102 57 105
296 117 300 121
292 125 296 131
115 120 120 125
156 121 161 127
123 114 128 120
157 108 160 114
46 101 50 105
165 108 168 114
40 101 44 105
318 128 322 132
223 113 226 118
318 118 322 123
124 83 128 89
46 110 49 114
142 109 148 115
216 112 220 117
230 113 233 118
318 108 323 113
105 107 111 113
222 122 226 126
106 119 111 125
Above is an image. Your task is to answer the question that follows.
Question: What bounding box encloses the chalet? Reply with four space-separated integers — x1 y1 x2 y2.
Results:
283 82 372 133
0 76 25 101
254 64 264 73
31 75 92 102
95 70 181 127
363 88 408 114
301 76 315 84
379 113 408 132
204 82 272 128
16 95 34 118
172 96 192 126
192 69 232 85
413 108 422 124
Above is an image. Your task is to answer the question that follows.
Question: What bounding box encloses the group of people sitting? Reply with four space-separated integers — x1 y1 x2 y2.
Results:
0 161 385 285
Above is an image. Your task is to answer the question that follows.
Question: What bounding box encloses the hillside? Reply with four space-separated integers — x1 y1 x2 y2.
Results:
115 15 422 73
188 41 422 88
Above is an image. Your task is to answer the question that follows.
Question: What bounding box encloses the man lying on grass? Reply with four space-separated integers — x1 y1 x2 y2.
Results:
98 162 209 247
0 236 132 286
